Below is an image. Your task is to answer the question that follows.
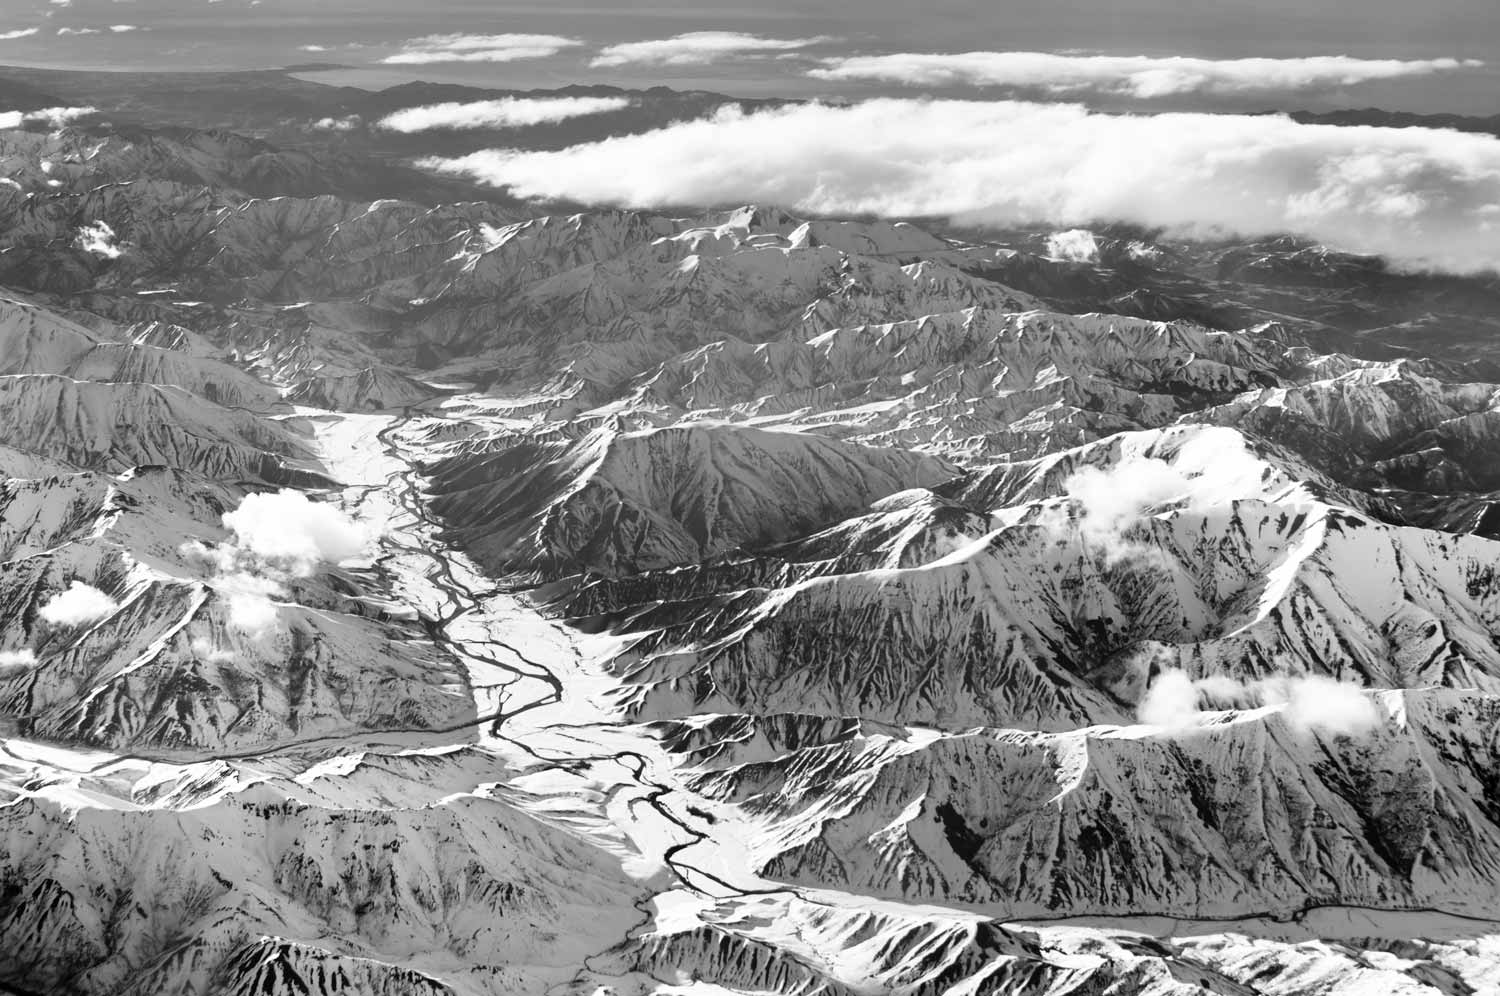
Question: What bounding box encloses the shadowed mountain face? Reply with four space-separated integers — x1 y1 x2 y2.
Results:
0 90 1498 996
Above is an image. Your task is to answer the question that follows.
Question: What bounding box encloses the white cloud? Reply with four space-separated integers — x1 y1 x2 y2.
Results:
221 489 372 577
219 573 283 637
310 114 361 132
1141 668 1381 736
421 99 1500 275
378 96 629 133
1045 228 1099 262
382 32 581 65
188 637 232 664
1281 675 1383 736
0 106 96 130
591 31 832 68
39 581 118 627
58 24 139 34
810 52 1484 99
0 28 39 41
299 44 327 52
1138 667 1197 726
0 648 37 675
181 492 372 638
74 220 121 258
1043 428 1269 564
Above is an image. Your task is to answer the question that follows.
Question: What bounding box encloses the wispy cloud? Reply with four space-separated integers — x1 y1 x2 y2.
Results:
809 51 1483 98
591 30 832 68
57 23 139 35
300 42 365 55
421 99 1500 275
378 96 629 133
0 28 38 40
382 32 581 65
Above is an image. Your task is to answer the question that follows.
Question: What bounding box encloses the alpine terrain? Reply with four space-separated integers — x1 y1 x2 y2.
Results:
0 89 1499 996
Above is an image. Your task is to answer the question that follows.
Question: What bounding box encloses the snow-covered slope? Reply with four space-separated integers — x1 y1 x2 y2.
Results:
697 690 1500 916
428 420 959 580
0 754 642 995
0 375 304 480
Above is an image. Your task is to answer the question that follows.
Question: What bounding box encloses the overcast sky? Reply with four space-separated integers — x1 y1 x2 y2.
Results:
0 0 1494 112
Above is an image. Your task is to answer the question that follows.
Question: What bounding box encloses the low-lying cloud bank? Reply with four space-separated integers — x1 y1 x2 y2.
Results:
383 32 581 65
591 31 831 68
378 96 630 133
423 99 1500 274
809 51 1482 97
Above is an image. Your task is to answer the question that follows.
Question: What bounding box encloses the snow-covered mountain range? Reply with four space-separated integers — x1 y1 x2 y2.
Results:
1 111 1498 996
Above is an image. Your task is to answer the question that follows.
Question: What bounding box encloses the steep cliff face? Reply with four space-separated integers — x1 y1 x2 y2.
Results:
1 116 1499 996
